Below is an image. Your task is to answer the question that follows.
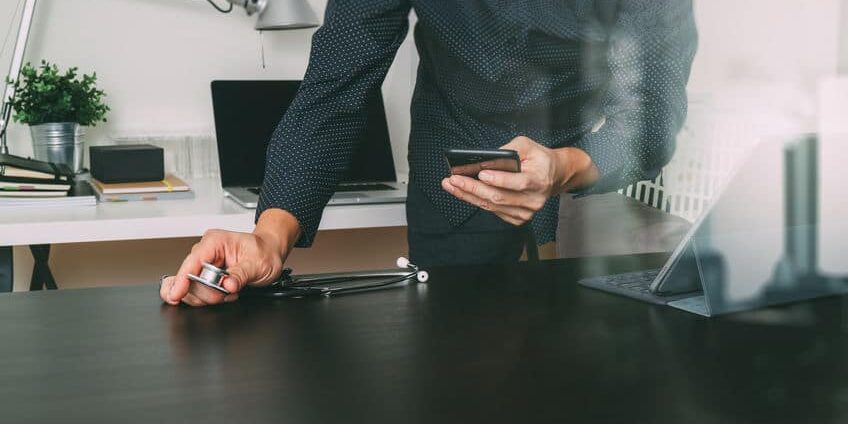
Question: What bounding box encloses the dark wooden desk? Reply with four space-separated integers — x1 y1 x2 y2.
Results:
1 253 847 423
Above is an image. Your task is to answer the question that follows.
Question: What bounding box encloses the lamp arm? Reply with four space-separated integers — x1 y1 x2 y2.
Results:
0 0 38 154
224 0 267 16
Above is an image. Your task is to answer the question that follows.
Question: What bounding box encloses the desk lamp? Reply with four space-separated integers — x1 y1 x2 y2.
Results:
0 0 320 155
226 0 319 30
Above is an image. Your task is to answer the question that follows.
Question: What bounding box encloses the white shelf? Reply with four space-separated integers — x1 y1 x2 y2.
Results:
0 178 407 246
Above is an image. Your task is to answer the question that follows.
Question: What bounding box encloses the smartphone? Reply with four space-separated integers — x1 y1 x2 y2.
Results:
444 148 521 178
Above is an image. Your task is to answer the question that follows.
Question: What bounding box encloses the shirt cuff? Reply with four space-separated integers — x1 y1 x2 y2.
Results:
569 128 631 197
254 169 335 248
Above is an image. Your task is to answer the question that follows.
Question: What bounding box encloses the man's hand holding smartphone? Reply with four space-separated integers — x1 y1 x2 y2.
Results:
444 148 522 177
441 136 600 226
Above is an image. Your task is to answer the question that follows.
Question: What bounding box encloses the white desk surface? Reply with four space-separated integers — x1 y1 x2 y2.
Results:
0 178 407 246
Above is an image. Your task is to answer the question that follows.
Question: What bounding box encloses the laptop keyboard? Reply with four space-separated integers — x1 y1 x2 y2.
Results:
246 183 395 196
335 183 395 192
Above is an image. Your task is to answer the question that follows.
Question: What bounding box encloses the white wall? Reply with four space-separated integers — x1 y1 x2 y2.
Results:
0 0 417 177
691 0 841 92
688 0 841 135
840 0 848 73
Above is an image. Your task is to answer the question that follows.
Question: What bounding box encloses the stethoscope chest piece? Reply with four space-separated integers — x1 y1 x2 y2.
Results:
187 262 231 295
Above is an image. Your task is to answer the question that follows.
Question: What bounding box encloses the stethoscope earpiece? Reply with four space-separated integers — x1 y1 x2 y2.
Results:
397 257 427 283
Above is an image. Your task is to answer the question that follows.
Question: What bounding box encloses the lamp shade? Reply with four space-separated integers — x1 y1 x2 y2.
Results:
256 0 320 30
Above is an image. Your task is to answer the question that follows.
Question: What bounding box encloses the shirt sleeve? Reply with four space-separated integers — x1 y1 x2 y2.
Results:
572 0 698 195
256 0 412 247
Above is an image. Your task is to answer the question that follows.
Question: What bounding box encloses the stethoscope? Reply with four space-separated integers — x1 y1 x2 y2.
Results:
184 257 429 298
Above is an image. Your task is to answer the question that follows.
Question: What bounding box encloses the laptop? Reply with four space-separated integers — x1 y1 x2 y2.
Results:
579 135 848 317
211 80 407 208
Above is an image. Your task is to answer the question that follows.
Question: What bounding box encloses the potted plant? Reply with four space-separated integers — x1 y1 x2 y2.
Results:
6 60 109 173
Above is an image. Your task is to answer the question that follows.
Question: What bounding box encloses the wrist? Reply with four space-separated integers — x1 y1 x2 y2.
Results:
254 208 302 256
552 147 600 193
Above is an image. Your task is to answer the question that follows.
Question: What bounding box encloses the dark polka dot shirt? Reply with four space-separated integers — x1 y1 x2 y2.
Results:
257 0 698 247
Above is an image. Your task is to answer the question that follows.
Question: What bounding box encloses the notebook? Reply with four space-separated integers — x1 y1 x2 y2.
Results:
0 154 75 196
89 183 195 202
0 189 71 198
0 180 96 207
0 180 71 192
0 153 73 182
91 174 190 194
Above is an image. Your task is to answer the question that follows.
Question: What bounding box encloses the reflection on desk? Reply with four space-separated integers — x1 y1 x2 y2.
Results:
2 253 848 423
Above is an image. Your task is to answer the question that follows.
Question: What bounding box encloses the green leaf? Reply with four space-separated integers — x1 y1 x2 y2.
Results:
6 61 109 126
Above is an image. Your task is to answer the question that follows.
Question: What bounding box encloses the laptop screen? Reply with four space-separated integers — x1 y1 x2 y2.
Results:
211 80 397 188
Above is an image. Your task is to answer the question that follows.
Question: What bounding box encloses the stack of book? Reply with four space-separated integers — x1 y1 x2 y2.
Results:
88 174 194 202
0 153 96 207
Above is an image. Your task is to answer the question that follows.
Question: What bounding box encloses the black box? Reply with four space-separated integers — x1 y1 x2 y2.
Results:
89 144 165 183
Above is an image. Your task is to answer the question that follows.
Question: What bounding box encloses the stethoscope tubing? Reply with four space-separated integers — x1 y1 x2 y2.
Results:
164 258 428 299
287 270 418 286
301 271 420 295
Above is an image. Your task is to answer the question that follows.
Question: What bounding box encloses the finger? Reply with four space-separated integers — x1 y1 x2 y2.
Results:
448 175 522 207
478 170 533 192
443 177 473 203
187 282 227 305
221 265 249 293
443 178 531 222
443 177 489 207
500 136 535 157
494 211 525 226
447 174 490 197
170 239 224 303
160 276 179 305
181 292 208 307
226 263 278 291
168 254 200 304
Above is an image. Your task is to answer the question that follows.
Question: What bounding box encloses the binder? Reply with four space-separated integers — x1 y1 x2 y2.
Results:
0 154 75 196
0 153 74 183
0 180 96 207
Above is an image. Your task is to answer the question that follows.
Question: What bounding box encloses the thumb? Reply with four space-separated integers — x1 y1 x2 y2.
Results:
501 136 535 158
221 264 250 293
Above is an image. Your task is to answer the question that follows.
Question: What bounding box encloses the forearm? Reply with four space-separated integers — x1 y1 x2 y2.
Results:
254 208 302 257
569 0 696 194
552 147 600 194
255 0 411 247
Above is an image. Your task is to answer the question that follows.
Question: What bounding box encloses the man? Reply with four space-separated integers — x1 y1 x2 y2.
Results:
161 0 697 306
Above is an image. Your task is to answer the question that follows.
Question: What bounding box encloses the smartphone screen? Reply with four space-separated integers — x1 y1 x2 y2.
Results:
444 149 521 178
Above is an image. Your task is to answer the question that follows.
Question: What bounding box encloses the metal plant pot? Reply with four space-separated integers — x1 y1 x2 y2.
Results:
29 122 85 173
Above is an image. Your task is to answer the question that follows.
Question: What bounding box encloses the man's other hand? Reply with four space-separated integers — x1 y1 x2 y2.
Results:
160 209 300 307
